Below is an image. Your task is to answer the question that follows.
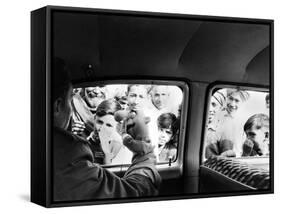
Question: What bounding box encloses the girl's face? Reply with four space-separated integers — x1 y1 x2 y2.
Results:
95 114 118 138
158 128 173 146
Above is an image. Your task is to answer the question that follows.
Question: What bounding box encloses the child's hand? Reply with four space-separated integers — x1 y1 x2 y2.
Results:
254 140 269 156
242 139 254 156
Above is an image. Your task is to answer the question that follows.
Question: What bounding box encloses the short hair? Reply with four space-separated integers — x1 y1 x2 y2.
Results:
95 98 122 117
52 57 71 104
243 113 269 133
226 88 250 102
157 113 178 135
127 84 148 94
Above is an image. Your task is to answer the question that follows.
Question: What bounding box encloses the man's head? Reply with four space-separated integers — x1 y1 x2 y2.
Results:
208 90 225 124
150 85 170 110
52 58 73 130
126 85 148 111
83 86 106 111
244 113 269 155
226 88 249 116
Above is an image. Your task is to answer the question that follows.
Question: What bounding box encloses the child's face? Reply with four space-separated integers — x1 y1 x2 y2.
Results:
95 114 118 139
246 126 269 154
158 128 173 146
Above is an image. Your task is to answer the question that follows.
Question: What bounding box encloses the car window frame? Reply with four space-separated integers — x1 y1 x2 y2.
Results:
73 79 189 173
201 84 270 163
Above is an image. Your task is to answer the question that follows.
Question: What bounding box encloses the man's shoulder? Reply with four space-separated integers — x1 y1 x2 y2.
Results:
54 127 89 144
53 127 93 165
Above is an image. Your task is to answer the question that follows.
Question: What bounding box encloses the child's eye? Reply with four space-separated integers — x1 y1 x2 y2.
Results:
166 130 172 135
96 120 103 125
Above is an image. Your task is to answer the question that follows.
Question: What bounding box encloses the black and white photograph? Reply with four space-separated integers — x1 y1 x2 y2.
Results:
30 6 273 206
1 0 281 213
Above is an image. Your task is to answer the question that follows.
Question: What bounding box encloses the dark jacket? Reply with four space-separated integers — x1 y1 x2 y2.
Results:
53 127 161 201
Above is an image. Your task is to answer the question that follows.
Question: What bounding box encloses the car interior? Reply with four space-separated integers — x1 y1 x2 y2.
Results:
51 8 271 198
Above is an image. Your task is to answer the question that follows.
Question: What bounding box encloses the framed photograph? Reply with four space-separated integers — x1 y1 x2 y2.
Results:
31 5 273 207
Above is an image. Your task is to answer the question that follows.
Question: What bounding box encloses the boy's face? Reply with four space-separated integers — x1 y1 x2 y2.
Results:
127 85 147 110
151 86 169 110
95 114 118 137
158 128 173 146
208 96 221 124
246 126 269 154
226 92 242 116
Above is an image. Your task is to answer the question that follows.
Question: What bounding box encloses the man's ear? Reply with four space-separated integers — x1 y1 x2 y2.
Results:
53 98 63 115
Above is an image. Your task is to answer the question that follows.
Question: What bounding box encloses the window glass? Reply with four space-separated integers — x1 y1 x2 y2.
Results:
71 83 184 166
203 87 270 165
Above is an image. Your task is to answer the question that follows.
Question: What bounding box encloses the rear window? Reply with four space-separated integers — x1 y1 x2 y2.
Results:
71 82 186 166
202 87 270 169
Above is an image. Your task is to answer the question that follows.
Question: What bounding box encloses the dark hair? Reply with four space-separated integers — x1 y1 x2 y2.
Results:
52 57 71 104
243 113 269 133
157 113 177 134
265 94 269 102
95 98 122 117
157 113 179 149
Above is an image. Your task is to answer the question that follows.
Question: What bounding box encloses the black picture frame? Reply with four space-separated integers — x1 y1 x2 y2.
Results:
31 5 274 207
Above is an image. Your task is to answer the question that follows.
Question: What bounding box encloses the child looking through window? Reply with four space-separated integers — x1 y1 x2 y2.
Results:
157 113 179 162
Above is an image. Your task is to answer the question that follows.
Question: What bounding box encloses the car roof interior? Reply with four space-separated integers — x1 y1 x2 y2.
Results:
53 11 270 86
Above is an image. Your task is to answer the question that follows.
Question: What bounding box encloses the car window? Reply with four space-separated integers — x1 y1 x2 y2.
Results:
202 87 270 168
71 83 185 166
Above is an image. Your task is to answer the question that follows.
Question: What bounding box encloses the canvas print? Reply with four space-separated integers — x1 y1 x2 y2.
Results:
31 6 273 207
